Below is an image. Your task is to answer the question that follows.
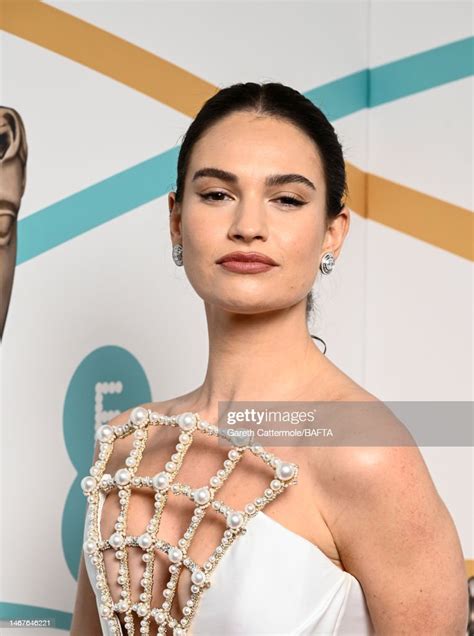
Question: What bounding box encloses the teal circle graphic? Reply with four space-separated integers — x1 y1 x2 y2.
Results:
62 345 151 580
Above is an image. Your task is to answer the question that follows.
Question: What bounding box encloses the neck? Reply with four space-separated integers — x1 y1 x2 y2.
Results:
190 301 328 414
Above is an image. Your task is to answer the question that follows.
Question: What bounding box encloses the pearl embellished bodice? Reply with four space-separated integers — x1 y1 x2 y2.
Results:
80 407 375 635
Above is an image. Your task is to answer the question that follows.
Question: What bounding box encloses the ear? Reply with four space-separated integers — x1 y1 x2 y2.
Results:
168 191 182 243
322 205 351 258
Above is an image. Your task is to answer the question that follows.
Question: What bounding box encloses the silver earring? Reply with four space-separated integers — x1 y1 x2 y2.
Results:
172 243 183 266
319 251 335 275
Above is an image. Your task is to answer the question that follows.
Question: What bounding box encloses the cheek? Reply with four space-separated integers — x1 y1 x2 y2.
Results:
182 213 220 258
180 214 225 293
280 220 321 270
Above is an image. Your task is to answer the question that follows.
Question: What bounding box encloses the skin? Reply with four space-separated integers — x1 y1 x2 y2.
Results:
71 111 468 635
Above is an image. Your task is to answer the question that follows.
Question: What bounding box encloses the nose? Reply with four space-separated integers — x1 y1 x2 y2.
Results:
227 196 269 243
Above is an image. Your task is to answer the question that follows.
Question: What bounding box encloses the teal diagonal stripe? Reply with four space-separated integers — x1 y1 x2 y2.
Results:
304 69 369 121
370 36 473 107
305 36 473 120
17 146 179 264
0 601 71 631
16 37 473 264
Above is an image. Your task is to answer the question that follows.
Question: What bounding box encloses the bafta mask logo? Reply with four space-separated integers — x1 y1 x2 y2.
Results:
0 106 28 341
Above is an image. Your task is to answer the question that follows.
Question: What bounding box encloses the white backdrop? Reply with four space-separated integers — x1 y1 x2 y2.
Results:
0 1 472 632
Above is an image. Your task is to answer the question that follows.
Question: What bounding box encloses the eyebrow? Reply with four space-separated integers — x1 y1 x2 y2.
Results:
191 167 316 191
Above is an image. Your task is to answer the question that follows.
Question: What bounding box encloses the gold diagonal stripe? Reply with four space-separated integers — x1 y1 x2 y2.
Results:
466 559 474 579
2 0 472 261
346 164 473 261
0 0 218 116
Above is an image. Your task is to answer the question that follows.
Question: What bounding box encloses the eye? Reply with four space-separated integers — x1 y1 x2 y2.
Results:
275 196 306 208
199 191 231 202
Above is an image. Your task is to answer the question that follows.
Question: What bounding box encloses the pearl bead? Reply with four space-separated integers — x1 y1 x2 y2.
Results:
155 611 166 624
245 503 256 514
81 476 96 493
115 468 131 486
210 476 221 488
232 431 251 447
138 533 153 549
109 532 124 549
137 603 147 616
168 547 183 563
275 461 295 481
194 487 210 505
100 603 112 618
178 412 196 431
270 479 282 490
131 406 149 426
191 569 205 586
83 540 97 554
174 627 186 636
96 424 114 443
152 471 169 490
165 461 176 472
226 510 244 529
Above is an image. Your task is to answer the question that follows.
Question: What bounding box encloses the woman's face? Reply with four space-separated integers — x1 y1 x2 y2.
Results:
169 111 329 316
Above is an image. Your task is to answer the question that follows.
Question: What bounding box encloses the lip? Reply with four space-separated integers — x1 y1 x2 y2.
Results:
216 251 278 265
218 261 275 273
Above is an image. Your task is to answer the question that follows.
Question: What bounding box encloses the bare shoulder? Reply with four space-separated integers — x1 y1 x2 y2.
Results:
313 385 446 531
313 389 468 634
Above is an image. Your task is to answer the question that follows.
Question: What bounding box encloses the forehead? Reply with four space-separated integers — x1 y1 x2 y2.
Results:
188 112 324 182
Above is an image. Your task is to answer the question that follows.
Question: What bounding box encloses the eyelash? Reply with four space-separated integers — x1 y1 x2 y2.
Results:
199 191 306 208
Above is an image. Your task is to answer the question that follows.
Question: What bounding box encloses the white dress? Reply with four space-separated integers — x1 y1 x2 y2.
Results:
81 408 375 635
83 493 375 635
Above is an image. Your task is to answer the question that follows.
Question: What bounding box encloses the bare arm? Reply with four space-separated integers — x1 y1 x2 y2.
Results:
319 444 468 635
70 551 103 635
70 433 103 635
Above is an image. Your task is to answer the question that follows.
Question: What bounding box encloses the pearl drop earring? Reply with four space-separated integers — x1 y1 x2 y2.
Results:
319 251 335 275
172 244 183 266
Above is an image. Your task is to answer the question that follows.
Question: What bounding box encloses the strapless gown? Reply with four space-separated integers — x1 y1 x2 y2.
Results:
83 490 375 635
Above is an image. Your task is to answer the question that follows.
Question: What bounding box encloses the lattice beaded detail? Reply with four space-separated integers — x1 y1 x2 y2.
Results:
81 407 299 635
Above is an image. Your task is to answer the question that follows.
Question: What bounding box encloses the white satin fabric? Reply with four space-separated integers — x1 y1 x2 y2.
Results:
83 491 375 635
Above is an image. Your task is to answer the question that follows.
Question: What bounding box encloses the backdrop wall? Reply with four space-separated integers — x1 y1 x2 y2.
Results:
0 1 472 632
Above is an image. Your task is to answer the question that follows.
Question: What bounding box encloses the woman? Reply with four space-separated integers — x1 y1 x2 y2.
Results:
72 82 468 635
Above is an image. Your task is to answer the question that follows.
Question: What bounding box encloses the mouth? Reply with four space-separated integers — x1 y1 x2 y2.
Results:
215 251 278 274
